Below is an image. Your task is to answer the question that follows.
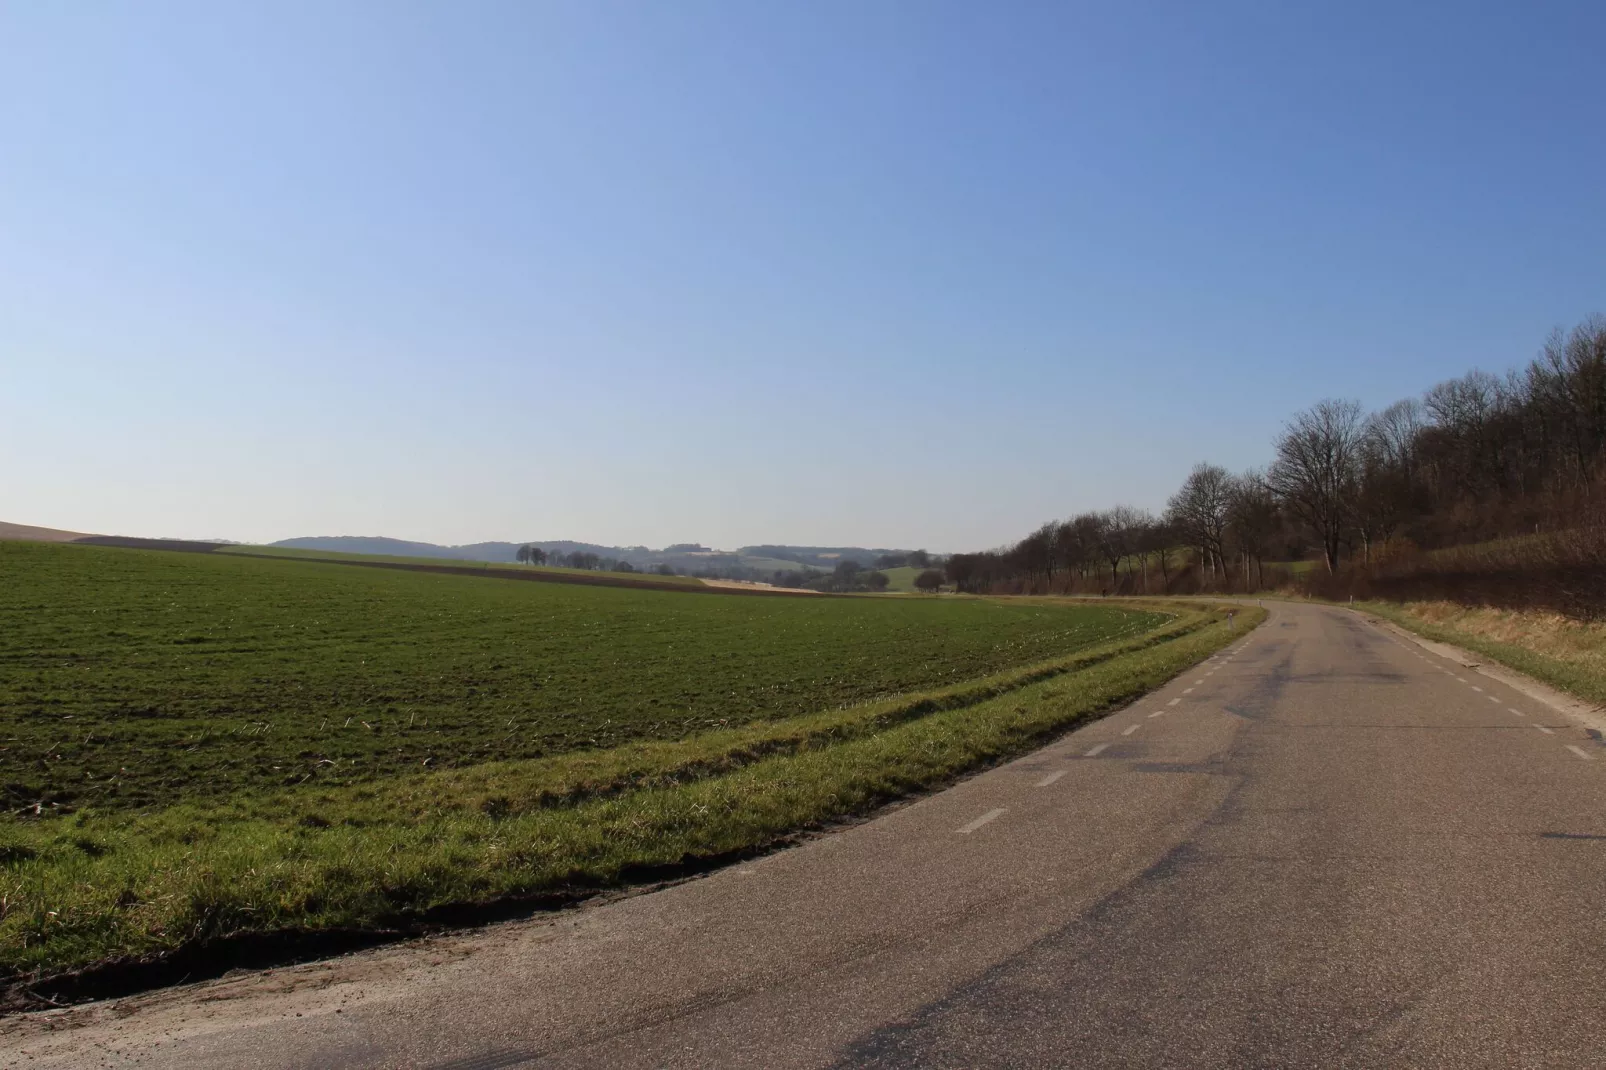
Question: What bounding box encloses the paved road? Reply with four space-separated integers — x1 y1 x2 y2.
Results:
9 602 1606 1068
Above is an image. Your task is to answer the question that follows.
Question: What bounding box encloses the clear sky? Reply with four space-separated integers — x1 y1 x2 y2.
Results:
5 2 1603 551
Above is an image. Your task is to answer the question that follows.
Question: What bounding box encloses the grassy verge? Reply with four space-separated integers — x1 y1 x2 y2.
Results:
1360 600 1606 707
0 600 1259 996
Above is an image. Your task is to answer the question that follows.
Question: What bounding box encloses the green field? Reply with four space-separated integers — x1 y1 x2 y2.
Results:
219 544 709 586
878 565 926 592
2 542 1160 815
0 541 1254 993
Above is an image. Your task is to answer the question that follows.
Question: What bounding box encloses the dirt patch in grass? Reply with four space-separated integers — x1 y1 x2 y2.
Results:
0 522 92 542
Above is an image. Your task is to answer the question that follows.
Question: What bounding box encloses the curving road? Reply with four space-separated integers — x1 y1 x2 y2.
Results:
9 601 1606 1068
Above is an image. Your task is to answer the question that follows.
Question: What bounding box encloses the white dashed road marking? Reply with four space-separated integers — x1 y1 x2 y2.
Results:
1565 745 1595 761
1085 743 1110 757
958 808 1007 834
1487 696 1500 704
1470 685 1483 692
1509 708 1525 717
1183 688 1195 695
1036 770 1067 787
1167 698 1181 707
1121 724 1141 736
1535 725 1556 735
1149 710 1165 718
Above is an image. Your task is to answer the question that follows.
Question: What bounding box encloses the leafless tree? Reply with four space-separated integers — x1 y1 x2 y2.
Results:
1267 399 1366 573
1227 470 1278 588
1093 506 1146 590
1142 515 1179 590
1167 463 1233 582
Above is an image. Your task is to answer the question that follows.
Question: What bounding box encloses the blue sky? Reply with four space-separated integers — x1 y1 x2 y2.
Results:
5 1 1603 550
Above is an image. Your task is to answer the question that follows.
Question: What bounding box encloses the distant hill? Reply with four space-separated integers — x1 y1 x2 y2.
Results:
5 526 927 580
737 545 915 569
0 521 94 542
269 536 636 564
265 537 925 577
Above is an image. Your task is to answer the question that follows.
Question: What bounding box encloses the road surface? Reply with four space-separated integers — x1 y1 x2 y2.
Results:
8 601 1606 1068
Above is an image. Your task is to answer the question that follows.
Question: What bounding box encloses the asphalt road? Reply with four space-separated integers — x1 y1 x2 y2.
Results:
9 601 1606 1069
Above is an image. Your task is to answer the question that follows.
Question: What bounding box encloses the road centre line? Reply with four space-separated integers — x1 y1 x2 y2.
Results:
1470 685 1482 692
1121 724 1141 736
1535 725 1556 735
1149 710 1166 718
1509 707 1525 717
1168 698 1181 707
1487 695 1501 704
1183 687 1195 694
957 808 1007 834
1036 770 1067 787
1085 742 1111 757
1565 745 1595 761
1455 676 1468 683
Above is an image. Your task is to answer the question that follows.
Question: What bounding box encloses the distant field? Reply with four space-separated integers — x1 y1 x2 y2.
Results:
879 565 926 592
732 554 825 575
221 544 708 586
0 541 1253 994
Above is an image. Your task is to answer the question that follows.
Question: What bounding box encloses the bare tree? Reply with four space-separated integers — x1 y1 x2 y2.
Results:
1095 506 1146 590
1267 399 1366 573
1065 513 1104 583
1227 470 1278 589
1141 515 1179 591
1167 463 1233 583
1016 522 1061 590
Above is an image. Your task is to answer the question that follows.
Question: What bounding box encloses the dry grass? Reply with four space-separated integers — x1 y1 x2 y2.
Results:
1402 602 1606 673
1365 599 1606 707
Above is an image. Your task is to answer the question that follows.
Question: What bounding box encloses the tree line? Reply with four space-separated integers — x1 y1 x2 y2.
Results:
948 316 1606 597
517 544 678 576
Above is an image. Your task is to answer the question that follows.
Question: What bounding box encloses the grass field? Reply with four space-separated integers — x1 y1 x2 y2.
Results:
0 541 1255 994
878 565 926 592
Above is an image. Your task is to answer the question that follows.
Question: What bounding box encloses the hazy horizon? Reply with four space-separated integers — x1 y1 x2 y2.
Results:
7 2 1604 550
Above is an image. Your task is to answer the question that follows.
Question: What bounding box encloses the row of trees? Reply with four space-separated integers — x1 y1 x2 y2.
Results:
953 316 1606 596
516 544 670 575
875 550 932 569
